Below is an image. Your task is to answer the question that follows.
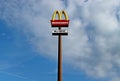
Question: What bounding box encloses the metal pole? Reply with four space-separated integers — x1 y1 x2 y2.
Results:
58 27 62 81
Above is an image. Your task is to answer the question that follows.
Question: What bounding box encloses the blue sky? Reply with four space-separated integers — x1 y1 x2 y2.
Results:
0 0 120 81
0 20 103 81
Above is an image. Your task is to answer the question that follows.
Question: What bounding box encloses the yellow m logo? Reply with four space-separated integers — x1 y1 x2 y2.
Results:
51 10 69 20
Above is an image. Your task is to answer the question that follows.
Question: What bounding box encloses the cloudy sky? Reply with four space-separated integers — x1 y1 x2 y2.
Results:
0 0 120 81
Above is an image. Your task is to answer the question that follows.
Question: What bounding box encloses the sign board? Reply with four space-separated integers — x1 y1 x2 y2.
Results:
51 20 69 27
52 29 68 35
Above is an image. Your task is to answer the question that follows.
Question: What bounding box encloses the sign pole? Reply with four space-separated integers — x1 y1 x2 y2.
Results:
50 10 69 81
58 27 62 81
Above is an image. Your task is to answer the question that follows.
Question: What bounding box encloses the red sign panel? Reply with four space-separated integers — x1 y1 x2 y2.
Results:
51 20 69 27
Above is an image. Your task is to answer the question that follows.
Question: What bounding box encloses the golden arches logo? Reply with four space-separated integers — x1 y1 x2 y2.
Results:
52 10 69 20
51 10 69 27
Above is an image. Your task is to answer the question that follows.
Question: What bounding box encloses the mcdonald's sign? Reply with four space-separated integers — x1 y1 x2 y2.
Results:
50 10 69 27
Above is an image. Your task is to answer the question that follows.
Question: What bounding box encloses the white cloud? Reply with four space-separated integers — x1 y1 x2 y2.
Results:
111 77 120 81
0 0 120 81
